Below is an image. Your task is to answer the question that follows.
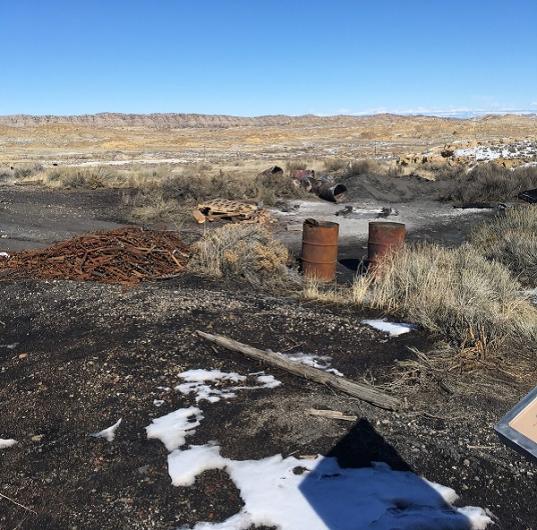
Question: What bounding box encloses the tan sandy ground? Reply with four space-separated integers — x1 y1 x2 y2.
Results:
1 113 536 173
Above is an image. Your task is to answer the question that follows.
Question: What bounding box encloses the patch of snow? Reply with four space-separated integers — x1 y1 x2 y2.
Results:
168 444 227 487
0 438 17 449
153 399 165 407
518 161 537 169
176 369 281 403
177 449 492 530
146 407 202 451
362 319 416 337
285 352 344 377
455 147 502 161
255 374 282 388
0 252 9 258
155 368 490 530
457 506 495 529
454 141 537 162
176 382 237 403
179 369 246 384
90 418 122 442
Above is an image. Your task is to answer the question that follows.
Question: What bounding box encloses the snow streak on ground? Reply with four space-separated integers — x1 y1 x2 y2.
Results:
64 157 192 167
90 418 122 442
0 438 17 449
175 369 281 403
362 319 416 337
284 352 344 376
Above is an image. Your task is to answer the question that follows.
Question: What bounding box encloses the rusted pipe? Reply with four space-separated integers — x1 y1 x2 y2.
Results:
301 218 339 282
316 183 348 203
367 221 406 267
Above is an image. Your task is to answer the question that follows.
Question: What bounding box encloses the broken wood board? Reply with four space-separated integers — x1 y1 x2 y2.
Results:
307 408 357 421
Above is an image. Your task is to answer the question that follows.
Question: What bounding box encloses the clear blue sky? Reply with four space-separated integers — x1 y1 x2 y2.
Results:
1 0 536 116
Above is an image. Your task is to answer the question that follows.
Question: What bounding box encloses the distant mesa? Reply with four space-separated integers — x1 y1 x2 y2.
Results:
0 112 535 129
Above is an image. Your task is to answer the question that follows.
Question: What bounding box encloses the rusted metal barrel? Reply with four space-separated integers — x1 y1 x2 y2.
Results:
301 218 339 281
368 221 406 266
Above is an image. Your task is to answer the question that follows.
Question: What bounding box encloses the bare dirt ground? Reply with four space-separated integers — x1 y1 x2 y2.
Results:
0 186 535 529
1 114 537 529
0 186 127 251
1 271 536 529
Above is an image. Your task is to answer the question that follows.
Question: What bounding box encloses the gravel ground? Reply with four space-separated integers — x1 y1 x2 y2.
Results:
0 276 536 529
0 185 536 529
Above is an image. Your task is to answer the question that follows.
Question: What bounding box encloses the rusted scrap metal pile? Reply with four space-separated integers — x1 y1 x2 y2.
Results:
0 227 189 285
192 198 273 224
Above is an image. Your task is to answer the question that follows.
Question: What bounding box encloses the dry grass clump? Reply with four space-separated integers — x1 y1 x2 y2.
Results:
37 165 177 189
10 162 306 221
351 243 537 349
471 206 537 286
126 193 188 225
14 163 44 179
130 167 307 221
339 159 403 182
285 160 309 172
0 163 44 182
46 167 116 188
255 170 309 205
130 172 251 222
188 224 298 288
0 166 14 182
323 158 349 172
302 280 345 303
441 163 537 204
344 159 382 177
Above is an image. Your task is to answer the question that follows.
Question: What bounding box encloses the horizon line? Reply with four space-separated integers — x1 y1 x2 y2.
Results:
1 109 536 120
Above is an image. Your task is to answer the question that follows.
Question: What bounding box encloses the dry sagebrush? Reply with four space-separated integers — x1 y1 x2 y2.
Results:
188 224 299 289
442 163 537 204
130 168 306 221
471 206 537 287
351 243 537 348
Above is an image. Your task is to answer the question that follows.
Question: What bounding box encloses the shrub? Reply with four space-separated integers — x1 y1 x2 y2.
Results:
255 171 308 205
441 163 537 204
131 166 307 221
471 206 537 286
46 167 118 188
13 163 44 179
350 243 537 349
323 158 348 172
0 167 14 182
344 159 381 178
285 160 309 172
188 224 298 288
